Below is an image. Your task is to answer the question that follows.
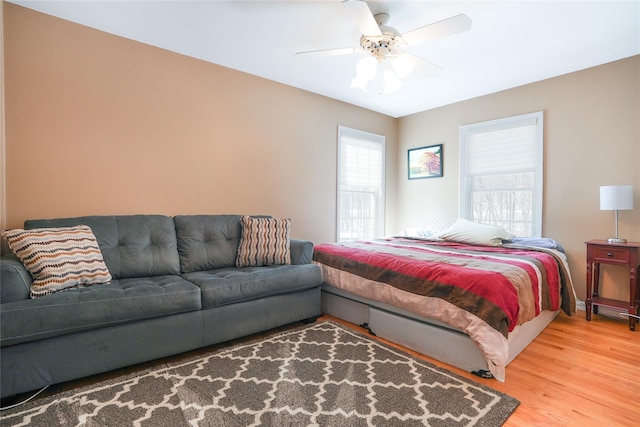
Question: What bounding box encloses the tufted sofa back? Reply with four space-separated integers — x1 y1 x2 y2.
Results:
24 215 180 279
174 215 255 273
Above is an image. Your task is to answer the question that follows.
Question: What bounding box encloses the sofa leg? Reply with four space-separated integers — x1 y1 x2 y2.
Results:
300 316 320 324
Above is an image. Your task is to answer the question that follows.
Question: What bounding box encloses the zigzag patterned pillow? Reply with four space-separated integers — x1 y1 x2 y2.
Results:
235 216 292 267
2 225 112 298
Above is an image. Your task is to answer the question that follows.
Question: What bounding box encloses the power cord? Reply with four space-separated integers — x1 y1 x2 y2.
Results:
0 385 49 411
619 312 640 320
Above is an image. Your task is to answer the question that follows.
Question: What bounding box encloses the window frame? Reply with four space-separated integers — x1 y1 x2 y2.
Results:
336 126 386 242
459 111 544 237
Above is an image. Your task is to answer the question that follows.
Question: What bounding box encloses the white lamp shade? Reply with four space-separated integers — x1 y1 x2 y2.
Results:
600 185 634 210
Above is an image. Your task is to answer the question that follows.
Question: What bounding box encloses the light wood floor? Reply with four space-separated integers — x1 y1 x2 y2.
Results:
323 312 640 427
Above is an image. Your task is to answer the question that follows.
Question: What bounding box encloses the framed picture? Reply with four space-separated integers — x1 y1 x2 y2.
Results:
408 144 443 180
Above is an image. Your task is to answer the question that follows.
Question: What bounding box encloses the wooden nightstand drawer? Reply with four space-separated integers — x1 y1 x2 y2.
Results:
592 247 630 264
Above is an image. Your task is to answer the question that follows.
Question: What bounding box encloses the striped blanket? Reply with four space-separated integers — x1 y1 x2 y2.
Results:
313 237 576 380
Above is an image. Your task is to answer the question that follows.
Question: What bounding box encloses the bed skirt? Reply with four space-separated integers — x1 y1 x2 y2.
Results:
321 283 559 377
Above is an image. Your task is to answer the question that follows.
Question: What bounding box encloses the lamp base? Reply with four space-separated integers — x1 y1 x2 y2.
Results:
607 237 627 244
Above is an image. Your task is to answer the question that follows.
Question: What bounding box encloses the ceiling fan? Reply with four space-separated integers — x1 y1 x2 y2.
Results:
295 0 472 93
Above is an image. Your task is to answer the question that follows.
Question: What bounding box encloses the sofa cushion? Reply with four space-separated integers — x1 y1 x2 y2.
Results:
0 275 202 347
175 215 247 273
2 225 113 298
235 216 292 267
25 215 180 279
289 239 314 265
0 254 34 303
182 264 322 309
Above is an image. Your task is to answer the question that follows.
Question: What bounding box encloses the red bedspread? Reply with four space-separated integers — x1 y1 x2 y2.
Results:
313 238 576 338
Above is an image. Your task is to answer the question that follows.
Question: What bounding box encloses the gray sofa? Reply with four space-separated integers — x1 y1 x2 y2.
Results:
0 214 323 399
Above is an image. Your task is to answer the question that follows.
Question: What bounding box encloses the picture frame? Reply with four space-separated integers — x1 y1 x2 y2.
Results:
408 144 443 180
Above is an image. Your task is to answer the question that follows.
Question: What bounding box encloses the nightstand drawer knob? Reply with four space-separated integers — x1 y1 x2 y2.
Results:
607 252 613 257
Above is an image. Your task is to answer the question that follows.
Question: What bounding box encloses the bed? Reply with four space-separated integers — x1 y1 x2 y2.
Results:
313 234 577 381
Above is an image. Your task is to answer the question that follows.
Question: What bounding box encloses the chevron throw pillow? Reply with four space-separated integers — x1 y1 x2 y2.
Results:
235 216 292 267
2 225 112 298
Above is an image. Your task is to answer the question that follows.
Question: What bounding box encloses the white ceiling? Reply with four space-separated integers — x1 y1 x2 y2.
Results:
9 0 640 118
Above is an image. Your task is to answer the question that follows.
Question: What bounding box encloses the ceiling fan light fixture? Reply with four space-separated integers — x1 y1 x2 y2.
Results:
352 56 406 94
296 3 472 96
383 65 402 94
350 56 378 91
350 74 370 91
391 54 415 79
356 56 378 78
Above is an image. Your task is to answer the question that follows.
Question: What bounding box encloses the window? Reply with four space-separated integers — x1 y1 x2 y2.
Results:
337 126 385 241
459 112 543 237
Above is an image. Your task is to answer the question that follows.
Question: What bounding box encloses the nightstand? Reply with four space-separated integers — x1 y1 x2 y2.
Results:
585 240 640 331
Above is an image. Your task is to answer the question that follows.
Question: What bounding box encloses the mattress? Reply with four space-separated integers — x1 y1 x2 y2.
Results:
313 237 577 380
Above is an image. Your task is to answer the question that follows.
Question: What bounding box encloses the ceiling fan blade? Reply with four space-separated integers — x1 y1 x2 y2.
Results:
401 14 472 46
295 47 358 58
342 0 382 37
403 53 443 78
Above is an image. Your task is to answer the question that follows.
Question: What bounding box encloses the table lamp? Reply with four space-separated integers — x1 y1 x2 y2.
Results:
599 185 634 243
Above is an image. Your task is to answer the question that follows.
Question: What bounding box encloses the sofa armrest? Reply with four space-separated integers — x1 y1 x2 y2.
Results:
290 239 314 265
1 254 32 303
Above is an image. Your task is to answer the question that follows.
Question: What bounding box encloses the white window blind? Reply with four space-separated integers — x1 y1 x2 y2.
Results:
337 126 385 241
460 112 543 237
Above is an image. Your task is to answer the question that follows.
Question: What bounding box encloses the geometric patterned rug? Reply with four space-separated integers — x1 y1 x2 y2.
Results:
0 320 519 426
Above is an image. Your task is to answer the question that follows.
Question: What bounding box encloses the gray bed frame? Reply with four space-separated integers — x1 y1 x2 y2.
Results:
321 283 559 376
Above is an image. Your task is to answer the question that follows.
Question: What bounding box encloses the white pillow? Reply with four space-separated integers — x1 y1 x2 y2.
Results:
437 218 514 247
397 228 436 239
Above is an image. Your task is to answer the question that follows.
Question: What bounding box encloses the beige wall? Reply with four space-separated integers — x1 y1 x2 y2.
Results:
2 3 397 245
397 56 640 301
4 4 639 303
